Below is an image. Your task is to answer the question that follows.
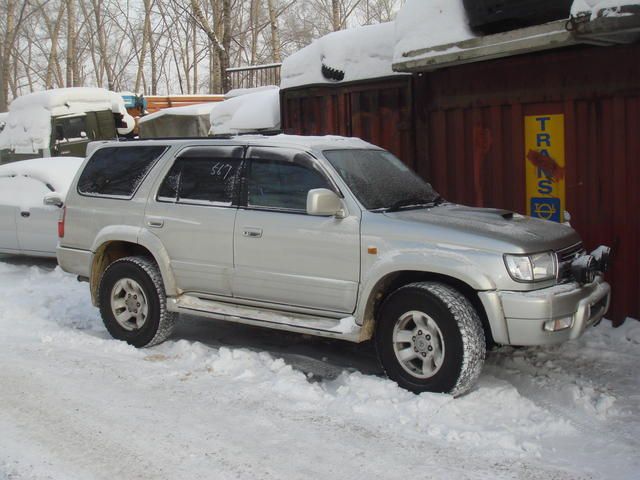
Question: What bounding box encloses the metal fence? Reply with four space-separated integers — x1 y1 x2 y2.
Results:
226 63 282 91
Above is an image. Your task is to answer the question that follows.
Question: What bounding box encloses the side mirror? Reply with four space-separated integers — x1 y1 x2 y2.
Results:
307 188 345 218
43 192 64 208
80 131 87 139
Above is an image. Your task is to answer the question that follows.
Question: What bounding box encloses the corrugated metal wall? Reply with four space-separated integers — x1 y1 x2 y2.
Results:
281 78 416 168
280 43 640 323
417 44 640 323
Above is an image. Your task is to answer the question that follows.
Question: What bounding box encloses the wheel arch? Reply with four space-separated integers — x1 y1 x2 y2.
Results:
89 229 178 306
357 270 494 346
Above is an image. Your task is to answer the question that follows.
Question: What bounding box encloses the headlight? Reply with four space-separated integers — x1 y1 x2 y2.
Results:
504 252 557 282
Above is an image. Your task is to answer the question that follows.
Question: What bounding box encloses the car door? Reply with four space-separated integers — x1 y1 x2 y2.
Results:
15 178 59 255
0 177 19 253
144 145 243 296
233 146 361 314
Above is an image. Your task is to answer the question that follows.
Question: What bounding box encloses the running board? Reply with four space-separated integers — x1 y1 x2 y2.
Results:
167 295 363 342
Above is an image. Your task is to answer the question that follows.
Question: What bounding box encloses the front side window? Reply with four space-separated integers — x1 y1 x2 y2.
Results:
78 145 168 197
55 116 87 141
246 148 330 211
323 149 440 211
157 147 243 205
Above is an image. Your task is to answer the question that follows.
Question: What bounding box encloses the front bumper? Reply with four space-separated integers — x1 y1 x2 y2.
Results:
479 277 611 346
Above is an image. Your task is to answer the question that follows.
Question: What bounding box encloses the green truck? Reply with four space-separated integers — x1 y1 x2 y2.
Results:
0 88 134 164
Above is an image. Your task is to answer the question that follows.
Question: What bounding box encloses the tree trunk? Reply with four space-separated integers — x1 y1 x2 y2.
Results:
190 0 230 92
1 0 17 111
135 0 153 93
332 0 341 31
46 2 66 89
66 0 74 86
267 0 281 63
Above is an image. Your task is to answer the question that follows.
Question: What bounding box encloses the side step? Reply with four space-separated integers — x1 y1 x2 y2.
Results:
167 295 363 342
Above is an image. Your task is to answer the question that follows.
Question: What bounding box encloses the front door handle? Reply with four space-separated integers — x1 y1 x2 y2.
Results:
21 211 30 218
242 227 263 238
147 219 164 228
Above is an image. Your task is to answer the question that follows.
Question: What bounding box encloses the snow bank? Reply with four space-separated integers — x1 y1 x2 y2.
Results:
0 88 133 154
209 87 280 135
281 22 405 89
0 156 84 197
393 0 476 64
0 262 639 478
571 0 640 19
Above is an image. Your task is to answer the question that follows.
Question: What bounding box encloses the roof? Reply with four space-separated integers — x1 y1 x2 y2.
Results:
91 134 378 154
393 3 640 73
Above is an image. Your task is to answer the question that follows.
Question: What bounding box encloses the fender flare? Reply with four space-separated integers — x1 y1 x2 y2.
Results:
89 226 179 299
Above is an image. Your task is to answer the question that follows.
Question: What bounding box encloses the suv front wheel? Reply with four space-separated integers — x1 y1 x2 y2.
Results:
98 256 176 347
376 282 486 396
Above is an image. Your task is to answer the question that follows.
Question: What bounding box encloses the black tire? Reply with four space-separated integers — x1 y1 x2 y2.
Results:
375 282 485 396
98 256 176 348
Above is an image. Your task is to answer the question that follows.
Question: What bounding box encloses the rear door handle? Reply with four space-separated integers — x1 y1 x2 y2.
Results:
20 211 30 218
242 227 263 238
147 219 164 228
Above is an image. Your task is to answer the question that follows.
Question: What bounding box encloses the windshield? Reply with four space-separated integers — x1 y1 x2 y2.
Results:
323 149 441 211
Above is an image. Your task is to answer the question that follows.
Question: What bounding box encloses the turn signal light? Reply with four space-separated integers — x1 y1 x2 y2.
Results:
58 206 66 238
543 317 573 332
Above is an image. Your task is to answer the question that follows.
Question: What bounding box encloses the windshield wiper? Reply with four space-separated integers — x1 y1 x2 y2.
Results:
384 196 442 212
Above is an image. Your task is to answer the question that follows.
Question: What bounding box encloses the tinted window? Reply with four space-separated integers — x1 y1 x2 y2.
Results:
248 156 330 211
78 146 168 197
158 147 243 205
58 116 87 140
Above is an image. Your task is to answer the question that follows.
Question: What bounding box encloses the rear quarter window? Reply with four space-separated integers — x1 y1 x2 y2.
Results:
77 145 168 198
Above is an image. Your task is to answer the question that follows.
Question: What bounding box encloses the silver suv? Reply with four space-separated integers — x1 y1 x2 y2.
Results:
56 135 611 395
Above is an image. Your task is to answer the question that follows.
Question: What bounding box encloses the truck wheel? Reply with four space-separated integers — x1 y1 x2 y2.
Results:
98 256 176 348
375 282 485 396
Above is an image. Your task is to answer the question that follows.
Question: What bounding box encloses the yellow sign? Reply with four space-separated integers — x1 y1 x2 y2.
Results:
525 114 565 222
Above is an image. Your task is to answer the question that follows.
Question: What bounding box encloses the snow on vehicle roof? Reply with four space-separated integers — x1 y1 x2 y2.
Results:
138 102 218 125
225 85 279 100
0 88 130 154
209 87 281 135
0 156 84 198
281 22 406 89
393 0 476 65
571 0 640 19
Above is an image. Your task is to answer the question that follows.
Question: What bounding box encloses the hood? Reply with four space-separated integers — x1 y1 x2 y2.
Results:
384 204 581 253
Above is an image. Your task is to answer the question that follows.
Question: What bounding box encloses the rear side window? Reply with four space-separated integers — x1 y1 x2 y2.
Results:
78 146 168 198
157 146 243 205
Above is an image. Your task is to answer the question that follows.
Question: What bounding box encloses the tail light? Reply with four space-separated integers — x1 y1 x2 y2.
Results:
58 206 66 238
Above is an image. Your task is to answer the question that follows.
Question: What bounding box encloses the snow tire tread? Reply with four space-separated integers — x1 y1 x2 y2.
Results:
98 255 176 347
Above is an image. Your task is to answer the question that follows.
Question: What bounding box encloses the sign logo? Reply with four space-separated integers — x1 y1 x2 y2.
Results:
531 197 561 222
525 114 566 223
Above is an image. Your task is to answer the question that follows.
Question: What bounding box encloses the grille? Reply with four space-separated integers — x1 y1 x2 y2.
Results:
556 242 586 282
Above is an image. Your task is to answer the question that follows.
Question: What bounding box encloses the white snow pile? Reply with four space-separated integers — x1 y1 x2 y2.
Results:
0 262 639 478
209 86 280 135
0 156 84 196
0 88 133 154
571 0 640 19
138 102 218 126
281 22 406 89
0 157 84 209
393 0 476 64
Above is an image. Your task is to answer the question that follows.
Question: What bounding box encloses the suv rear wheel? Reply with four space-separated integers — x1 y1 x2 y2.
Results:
375 282 485 396
98 256 176 347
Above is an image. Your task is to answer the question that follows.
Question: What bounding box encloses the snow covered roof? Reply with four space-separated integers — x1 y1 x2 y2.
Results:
0 156 84 198
209 87 281 135
571 0 640 19
0 88 131 154
281 22 407 90
393 0 476 65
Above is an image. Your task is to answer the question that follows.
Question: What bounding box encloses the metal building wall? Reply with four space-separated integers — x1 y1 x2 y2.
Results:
280 43 640 323
280 77 416 168
416 44 640 323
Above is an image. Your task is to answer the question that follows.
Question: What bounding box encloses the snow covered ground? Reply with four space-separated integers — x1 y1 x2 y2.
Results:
1 258 639 480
